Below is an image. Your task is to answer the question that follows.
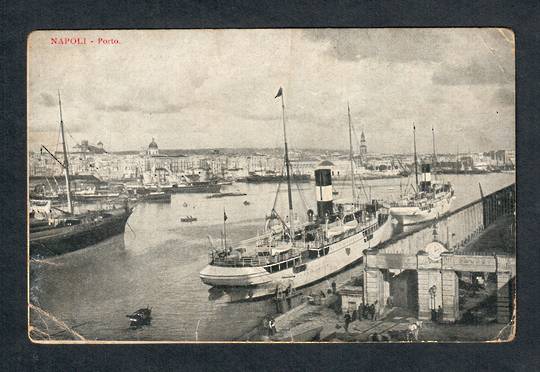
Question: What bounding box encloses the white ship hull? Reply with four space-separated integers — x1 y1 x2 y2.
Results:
390 194 453 226
199 216 393 300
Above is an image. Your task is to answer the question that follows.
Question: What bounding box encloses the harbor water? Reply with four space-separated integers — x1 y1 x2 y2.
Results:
30 173 515 341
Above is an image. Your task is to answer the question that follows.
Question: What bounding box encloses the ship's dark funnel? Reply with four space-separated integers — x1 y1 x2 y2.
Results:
420 163 432 192
315 167 333 219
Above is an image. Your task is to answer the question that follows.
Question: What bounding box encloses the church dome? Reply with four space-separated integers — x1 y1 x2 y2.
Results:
148 138 158 149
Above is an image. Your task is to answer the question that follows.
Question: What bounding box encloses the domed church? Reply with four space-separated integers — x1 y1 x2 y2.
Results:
147 138 159 156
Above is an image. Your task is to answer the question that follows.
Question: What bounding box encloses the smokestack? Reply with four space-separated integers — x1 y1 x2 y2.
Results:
315 167 333 220
420 163 432 192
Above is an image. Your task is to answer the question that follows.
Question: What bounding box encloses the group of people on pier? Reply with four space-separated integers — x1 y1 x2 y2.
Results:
343 301 380 332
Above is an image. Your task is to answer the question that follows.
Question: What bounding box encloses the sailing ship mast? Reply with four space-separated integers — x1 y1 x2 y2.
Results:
276 87 294 243
456 144 460 174
347 103 357 205
432 125 437 179
58 91 73 214
413 124 419 193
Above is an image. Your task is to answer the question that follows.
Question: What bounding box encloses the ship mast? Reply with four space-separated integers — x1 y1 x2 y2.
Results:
432 125 437 179
413 124 419 193
456 144 459 174
347 103 357 205
58 91 73 214
276 87 294 243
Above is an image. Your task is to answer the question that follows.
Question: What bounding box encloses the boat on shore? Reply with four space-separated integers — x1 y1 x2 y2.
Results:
199 94 392 300
29 93 133 259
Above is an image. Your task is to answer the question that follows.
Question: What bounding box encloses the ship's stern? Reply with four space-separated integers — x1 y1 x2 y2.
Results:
199 264 272 287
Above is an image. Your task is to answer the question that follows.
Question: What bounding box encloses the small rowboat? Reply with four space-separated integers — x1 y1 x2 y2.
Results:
127 306 152 328
180 216 197 223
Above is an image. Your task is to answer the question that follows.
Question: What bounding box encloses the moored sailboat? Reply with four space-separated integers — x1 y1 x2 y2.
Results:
29 92 133 258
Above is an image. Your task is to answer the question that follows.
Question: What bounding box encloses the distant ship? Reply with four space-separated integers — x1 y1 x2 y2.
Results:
199 95 392 300
29 92 133 258
388 125 454 226
245 171 311 183
169 181 221 194
126 180 221 194
388 164 453 226
141 191 171 203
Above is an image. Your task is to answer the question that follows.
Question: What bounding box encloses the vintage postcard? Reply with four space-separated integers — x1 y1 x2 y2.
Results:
28 29 515 343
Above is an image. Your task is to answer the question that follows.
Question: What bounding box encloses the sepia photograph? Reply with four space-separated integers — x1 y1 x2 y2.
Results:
28 28 515 343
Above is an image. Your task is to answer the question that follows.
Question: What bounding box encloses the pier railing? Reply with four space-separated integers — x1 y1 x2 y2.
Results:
375 183 515 256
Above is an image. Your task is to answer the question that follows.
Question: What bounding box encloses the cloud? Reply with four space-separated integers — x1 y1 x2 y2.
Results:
95 102 135 112
28 29 515 153
432 60 511 85
303 29 450 63
94 100 188 114
40 92 56 107
491 87 514 106
189 70 208 89
147 102 188 114
240 112 280 121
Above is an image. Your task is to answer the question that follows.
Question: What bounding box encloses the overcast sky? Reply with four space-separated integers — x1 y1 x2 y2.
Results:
28 28 514 154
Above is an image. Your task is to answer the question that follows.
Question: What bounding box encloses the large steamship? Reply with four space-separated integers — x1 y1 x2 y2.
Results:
199 92 392 300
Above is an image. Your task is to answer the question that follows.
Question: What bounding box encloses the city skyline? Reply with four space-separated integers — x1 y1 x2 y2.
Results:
28 29 515 154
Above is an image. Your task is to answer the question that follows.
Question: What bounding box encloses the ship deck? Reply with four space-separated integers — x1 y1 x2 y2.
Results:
209 216 381 269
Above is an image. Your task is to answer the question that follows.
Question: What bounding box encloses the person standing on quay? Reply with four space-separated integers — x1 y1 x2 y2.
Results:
361 303 368 320
368 304 375 320
344 312 351 332
268 317 277 336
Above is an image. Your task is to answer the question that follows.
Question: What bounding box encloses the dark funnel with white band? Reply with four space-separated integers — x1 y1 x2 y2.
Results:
420 163 432 192
315 167 333 219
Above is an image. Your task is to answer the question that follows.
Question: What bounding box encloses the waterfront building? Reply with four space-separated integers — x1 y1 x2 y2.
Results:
340 283 364 314
70 139 107 155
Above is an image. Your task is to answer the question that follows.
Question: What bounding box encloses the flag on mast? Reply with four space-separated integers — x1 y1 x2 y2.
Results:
275 87 283 98
223 210 228 221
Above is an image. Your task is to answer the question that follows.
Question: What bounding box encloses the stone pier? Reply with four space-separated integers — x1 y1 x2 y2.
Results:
362 184 515 323
363 247 515 323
